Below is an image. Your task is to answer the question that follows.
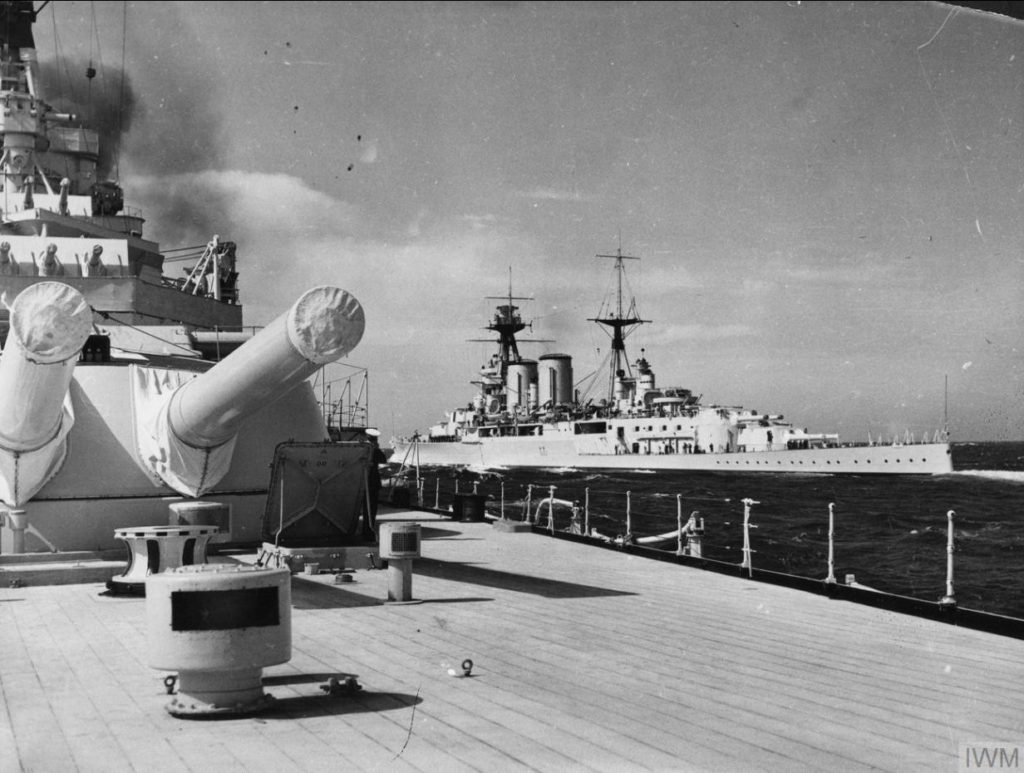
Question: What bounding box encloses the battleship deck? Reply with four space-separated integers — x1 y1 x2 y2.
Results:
1 507 1020 772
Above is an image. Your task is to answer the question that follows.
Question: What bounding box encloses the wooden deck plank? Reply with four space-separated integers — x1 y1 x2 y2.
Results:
1 510 1022 772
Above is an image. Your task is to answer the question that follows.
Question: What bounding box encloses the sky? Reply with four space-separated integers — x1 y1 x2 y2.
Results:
31 1 1024 442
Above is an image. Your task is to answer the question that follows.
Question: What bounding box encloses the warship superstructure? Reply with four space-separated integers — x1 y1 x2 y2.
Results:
0 2 368 553
394 250 953 474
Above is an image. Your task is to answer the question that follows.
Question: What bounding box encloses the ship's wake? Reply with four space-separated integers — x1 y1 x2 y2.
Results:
950 470 1024 484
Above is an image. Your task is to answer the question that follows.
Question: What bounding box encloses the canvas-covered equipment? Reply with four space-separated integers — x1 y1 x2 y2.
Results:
260 441 373 547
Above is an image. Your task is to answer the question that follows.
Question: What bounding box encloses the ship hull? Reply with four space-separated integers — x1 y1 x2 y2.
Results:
392 437 953 474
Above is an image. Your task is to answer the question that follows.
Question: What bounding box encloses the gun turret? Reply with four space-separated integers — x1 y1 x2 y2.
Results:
168 286 364 448
0 282 92 504
139 286 365 497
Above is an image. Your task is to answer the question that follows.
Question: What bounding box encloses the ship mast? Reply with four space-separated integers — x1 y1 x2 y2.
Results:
589 248 649 403
468 267 532 382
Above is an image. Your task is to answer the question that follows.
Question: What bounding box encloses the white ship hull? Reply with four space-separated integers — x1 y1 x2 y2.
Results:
393 435 954 475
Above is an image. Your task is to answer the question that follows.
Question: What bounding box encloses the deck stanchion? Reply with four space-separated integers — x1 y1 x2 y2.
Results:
939 509 957 607
626 491 632 539
500 482 505 520
826 502 836 584
414 442 421 495
525 485 533 523
435 478 440 510
417 479 424 506
741 498 759 577
473 481 479 494
676 495 684 556
548 485 556 533
584 487 590 536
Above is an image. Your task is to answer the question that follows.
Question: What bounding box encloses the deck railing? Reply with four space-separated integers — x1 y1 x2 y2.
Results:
391 473 965 612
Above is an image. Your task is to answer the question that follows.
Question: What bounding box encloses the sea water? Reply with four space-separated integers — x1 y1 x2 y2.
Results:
409 442 1024 619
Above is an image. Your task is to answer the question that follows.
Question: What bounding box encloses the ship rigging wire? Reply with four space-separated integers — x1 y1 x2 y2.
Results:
45 1 79 105
94 309 209 357
114 0 127 182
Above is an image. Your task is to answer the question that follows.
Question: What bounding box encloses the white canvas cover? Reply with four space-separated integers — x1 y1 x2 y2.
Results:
130 364 236 498
0 395 75 506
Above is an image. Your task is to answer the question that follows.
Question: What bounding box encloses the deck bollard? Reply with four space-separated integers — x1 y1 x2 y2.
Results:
109 525 220 596
740 498 760 577
826 503 837 584
939 509 956 607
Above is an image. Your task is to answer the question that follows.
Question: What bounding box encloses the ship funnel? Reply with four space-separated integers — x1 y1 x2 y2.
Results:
140 286 365 497
506 360 537 412
0 282 92 504
539 354 573 407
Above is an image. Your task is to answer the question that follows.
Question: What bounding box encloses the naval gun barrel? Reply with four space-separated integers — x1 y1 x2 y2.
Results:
167 286 365 448
0 282 92 451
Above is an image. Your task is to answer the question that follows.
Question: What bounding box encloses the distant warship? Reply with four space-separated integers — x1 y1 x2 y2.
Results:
394 250 952 475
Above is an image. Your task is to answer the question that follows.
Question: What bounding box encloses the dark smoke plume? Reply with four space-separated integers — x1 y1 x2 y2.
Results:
38 37 231 247
39 57 135 180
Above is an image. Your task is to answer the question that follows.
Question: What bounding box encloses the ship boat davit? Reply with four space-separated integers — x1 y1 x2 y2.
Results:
393 250 953 475
0 3 368 553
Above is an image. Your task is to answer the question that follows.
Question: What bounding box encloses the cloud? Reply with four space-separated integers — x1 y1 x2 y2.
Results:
128 167 541 343
513 187 596 202
126 168 359 252
461 213 502 230
359 139 378 164
641 322 756 346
